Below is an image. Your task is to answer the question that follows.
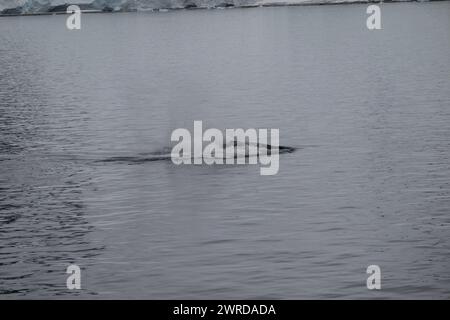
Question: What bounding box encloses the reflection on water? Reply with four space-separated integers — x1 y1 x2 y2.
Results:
1 3 450 298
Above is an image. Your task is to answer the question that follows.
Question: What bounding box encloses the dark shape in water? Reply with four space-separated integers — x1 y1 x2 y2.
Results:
98 144 296 164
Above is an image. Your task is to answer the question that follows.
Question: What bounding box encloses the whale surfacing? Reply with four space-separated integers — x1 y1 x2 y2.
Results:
99 143 295 165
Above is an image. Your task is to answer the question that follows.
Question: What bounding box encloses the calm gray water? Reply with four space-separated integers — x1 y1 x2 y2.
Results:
1 2 450 299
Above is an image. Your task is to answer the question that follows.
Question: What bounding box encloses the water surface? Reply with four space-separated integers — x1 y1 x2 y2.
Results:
1 3 450 298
